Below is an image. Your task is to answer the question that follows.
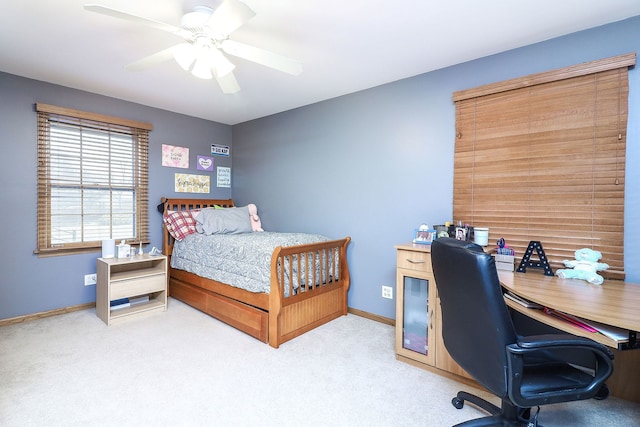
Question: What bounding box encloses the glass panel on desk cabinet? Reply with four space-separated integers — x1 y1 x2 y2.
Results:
402 276 429 355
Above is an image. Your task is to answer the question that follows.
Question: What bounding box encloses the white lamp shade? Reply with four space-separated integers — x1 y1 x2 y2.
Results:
191 57 213 79
173 43 197 71
173 40 236 80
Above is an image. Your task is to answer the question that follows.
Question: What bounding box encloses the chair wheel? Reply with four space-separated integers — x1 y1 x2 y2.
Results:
452 397 464 409
594 385 610 400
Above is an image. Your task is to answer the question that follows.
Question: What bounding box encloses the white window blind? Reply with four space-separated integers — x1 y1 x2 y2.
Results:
36 103 152 256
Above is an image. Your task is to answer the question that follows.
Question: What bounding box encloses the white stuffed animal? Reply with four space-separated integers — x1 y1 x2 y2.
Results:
556 248 609 285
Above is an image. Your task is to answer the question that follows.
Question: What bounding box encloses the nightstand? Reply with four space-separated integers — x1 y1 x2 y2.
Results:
96 254 168 325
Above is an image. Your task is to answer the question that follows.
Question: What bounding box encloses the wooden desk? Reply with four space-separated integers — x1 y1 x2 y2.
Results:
499 270 640 402
498 270 640 350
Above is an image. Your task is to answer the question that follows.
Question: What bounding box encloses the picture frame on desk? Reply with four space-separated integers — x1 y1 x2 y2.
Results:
413 229 435 245
455 226 468 241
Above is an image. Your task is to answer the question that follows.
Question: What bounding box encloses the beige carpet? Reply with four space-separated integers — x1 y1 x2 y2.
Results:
1 298 638 426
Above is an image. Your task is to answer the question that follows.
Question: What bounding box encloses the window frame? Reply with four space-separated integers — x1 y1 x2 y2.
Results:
35 103 152 257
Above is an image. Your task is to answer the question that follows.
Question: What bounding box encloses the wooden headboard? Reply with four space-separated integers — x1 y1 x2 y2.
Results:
161 197 235 256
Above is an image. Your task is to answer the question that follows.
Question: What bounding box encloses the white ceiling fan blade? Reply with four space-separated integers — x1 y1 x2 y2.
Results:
221 40 303 76
206 0 256 36
125 46 179 71
215 71 241 94
84 4 186 37
207 49 236 78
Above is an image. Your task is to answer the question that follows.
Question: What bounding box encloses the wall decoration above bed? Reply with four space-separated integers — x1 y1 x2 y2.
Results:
211 144 230 157
217 166 231 188
161 197 351 348
174 173 210 193
197 155 214 171
162 144 189 168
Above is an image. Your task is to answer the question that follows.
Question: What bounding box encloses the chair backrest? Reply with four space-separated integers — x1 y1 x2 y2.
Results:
431 237 518 398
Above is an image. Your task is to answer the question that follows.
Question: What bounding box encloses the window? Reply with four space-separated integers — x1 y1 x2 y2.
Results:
36 103 152 256
452 53 635 280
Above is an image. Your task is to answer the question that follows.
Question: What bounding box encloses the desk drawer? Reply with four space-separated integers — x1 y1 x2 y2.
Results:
111 274 166 300
397 249 432 272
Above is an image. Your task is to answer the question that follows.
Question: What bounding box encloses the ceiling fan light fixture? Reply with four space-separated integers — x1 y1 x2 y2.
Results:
191 57 214 79
86 1 301 93
173 43 196 71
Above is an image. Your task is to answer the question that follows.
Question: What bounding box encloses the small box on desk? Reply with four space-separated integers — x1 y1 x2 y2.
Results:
115 240 131 259
493 254 515 271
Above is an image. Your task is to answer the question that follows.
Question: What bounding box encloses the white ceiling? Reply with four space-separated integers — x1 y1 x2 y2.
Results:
2 1 640 125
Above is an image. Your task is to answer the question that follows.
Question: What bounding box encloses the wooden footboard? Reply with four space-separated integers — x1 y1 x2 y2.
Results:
269 237 351 348
161 197 351 348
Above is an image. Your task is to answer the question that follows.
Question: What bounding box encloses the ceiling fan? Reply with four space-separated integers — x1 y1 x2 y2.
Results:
84 0 303 94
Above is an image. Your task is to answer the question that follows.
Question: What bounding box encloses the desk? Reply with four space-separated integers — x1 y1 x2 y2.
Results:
499 271 640 350
499 270 640 402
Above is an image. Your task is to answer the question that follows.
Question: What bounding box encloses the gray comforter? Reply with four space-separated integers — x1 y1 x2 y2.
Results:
170 232 331 294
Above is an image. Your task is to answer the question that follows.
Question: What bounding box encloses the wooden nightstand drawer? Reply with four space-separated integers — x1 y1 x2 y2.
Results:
111 274 166 300
397 249 432 272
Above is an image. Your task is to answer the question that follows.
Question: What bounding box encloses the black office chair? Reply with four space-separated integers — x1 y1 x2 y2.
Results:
430 237 614 426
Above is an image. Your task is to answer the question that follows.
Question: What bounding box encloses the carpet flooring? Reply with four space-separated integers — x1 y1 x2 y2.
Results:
1 298 639 426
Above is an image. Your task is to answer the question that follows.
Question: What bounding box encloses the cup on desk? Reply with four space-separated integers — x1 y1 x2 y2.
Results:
474 227 489 246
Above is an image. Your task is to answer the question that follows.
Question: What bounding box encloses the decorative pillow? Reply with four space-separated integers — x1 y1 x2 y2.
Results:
194 206 253 235
163 210 199 241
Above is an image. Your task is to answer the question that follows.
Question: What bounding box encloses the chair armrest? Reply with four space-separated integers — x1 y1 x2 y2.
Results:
511 334 614 359
506 334 614 407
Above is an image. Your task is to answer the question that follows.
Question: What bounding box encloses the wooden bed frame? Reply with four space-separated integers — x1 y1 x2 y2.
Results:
161 198 351 348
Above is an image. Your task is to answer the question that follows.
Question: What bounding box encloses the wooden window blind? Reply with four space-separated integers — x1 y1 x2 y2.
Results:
35 103 152 256
452 53 635 280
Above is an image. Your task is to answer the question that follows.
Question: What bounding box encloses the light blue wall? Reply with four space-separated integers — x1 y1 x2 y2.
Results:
232 16 640 320
2 16 639 321
0 73 231 319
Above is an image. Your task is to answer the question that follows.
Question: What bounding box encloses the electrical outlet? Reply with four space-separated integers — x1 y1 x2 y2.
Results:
84 273 97 286
381 285 393 299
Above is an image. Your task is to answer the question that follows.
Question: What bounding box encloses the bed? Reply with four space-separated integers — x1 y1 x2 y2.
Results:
161 197 351 348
